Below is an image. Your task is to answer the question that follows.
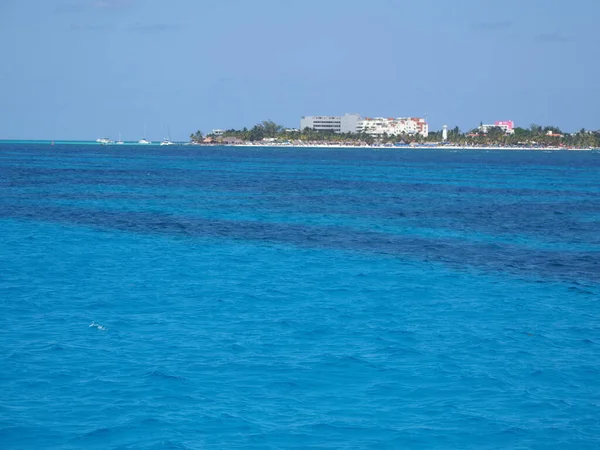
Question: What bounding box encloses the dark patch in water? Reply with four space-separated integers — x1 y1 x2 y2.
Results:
1 203 598 283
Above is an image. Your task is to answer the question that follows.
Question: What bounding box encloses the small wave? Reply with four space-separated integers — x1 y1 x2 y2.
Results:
159 442 194 449
89 321 107 331
498 425 529 436
568 286 595 295
230 343 247 353
267 380 302 390
78 427 112 439
147 370 188 381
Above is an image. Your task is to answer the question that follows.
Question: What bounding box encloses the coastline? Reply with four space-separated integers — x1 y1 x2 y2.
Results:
0 140 597 151
229 143 597 151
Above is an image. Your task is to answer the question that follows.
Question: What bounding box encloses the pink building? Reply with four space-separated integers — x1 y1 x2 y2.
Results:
479 120 515 135
495 120 515 131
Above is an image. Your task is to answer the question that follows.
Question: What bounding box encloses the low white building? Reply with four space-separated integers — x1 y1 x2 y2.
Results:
357 117 429 138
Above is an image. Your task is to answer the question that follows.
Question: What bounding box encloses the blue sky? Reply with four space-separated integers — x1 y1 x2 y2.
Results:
0 0 599 140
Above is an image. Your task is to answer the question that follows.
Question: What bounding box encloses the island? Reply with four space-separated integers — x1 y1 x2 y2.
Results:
190 121 600 150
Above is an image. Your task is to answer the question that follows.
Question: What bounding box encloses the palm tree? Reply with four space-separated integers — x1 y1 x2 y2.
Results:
190 130 203 143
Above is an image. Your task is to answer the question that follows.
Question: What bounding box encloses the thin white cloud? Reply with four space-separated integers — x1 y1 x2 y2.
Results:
470 21 513 32
128 23 181 33
536 33 569 43
69 22 181 33
70 23 115 31
56 0 135 13
92 0 136 9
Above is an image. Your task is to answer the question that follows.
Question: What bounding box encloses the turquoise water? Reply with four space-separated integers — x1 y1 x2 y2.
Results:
1 144 599 449
0 140 177 146
0 140 103 146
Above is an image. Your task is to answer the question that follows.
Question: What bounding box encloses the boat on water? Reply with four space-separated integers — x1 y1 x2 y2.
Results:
160 127 175 146
138 124 152 144
116 132 124 145
96 138 113 145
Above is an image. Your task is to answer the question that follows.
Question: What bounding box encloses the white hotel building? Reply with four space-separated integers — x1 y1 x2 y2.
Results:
357 117 428 138
300 114 428 137
300 114 361 134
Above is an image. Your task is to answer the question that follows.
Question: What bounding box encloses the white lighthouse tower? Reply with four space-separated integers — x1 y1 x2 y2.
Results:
442 125 448 142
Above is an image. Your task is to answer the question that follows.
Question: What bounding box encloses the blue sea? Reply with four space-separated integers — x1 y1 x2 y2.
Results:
1 144 599 449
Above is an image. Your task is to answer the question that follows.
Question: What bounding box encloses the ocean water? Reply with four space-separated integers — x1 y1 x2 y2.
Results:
0 144 599 449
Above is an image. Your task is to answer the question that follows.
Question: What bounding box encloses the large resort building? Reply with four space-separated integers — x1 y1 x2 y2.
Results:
357 117 429 138
300 114 361 134
300 114 429 137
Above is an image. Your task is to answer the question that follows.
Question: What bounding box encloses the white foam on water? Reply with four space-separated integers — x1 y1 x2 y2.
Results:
89 321 107 331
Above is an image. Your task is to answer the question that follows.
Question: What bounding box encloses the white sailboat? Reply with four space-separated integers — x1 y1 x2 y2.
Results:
138 124 152 145
160 127 175 146
116 132 124 145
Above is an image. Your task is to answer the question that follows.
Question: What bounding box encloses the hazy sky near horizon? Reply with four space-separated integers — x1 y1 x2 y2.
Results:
1 0 599 140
